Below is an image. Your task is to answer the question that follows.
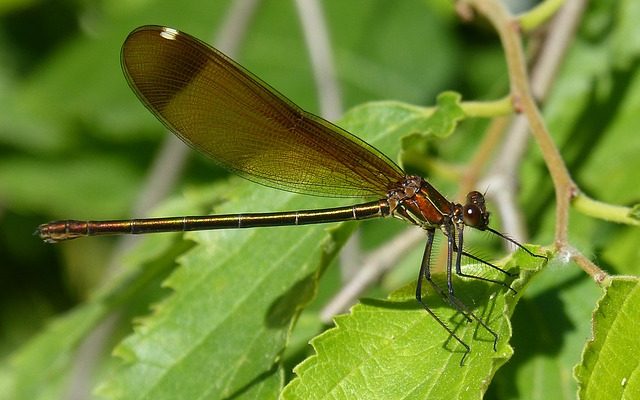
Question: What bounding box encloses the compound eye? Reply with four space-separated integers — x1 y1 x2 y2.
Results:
463 204 483 228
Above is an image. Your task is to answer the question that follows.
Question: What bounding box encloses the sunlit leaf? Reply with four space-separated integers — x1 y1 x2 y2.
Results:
575 276 640 400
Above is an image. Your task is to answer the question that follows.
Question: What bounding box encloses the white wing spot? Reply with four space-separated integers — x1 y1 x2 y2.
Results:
160 27 179 40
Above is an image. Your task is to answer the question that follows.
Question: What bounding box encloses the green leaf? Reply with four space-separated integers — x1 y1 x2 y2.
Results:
341 92 465 165
488 259 603 399
340 100 429 162
282 248 547 399
232 365 284 400
425 91 466 138
574 276 640 400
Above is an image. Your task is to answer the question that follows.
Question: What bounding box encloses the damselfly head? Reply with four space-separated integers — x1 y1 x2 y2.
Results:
462 191 490 230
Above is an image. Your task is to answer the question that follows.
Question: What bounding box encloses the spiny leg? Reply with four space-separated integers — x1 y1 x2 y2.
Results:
459 251 517 294
415 228 470 365
452 225 549 294
422 226 472 323
452 223 499 351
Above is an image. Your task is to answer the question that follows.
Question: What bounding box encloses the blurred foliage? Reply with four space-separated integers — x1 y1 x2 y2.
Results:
0 0 638 399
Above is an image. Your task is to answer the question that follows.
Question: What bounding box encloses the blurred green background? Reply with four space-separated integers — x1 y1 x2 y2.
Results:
1 0 639 398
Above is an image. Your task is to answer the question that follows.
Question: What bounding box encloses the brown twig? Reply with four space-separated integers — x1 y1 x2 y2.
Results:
468 0 608 281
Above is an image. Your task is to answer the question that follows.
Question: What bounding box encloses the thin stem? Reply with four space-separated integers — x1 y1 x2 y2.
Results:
479 0 586 243
470 0 576 247
469 0 610 281
461 96 513 117
518 0 567 32
569 247 610 285
573 193 640 226
355 96 512 122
